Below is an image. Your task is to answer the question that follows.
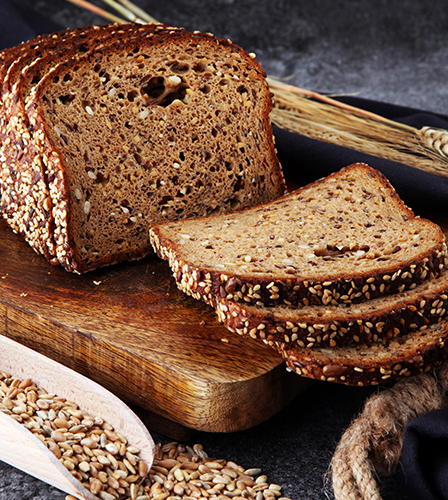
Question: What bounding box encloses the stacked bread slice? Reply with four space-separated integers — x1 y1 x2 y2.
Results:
150 163 448 385
1 24 149 264
0 23 285 273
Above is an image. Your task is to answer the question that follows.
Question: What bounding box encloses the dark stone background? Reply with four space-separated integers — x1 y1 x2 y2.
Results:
2 0 448 498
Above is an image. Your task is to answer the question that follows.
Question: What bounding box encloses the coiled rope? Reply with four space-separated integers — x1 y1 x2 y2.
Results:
330 363 448 500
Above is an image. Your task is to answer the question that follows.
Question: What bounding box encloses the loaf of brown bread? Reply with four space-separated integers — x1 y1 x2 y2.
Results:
150 163 447 308
0 23 285 273
215 270 448 348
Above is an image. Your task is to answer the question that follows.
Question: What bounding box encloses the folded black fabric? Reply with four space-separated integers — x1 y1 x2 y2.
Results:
399 408 448 500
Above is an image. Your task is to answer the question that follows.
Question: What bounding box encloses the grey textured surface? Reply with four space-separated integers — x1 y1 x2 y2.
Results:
2 0 447 498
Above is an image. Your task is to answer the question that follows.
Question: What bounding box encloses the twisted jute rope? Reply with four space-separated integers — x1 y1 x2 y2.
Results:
330 362 448 500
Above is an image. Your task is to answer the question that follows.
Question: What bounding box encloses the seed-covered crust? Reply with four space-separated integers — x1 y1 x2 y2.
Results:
0 24 167 264
0 29 74 88
4 23 284 273
1 26 104 261
274 319 448 386
0 31 74 259
215 270 448 348
150 164 447 307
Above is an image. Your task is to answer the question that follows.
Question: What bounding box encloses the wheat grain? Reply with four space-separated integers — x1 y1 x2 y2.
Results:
0 371 146 499
0 371 290 500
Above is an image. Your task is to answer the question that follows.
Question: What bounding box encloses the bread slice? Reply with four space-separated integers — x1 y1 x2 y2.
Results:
2 23 285 273
1 26 114 261
274 319 448 386
150 163 447 308
0 28 72 89
215 270 448 348
0 24 153 262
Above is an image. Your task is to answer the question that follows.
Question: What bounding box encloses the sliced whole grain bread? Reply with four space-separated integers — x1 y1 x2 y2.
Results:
150 163 447 308
0 31 74 257
215 270 448 348
2 23 285 273
274 319 448 386
0 28 73 90
0 24 153 262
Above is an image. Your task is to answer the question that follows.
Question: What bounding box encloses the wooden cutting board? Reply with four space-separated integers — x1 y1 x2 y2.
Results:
0 218 310 437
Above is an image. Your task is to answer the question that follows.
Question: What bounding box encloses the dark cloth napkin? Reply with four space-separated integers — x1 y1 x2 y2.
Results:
399 408 448 500
2 2 448 499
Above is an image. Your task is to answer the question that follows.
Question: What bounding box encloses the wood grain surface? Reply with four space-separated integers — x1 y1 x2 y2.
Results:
0 219 309 435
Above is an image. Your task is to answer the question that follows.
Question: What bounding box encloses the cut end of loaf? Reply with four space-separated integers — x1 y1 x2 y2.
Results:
15 24 285 273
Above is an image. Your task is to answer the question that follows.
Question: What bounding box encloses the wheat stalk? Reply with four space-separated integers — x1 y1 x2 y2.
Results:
100 0 147 23
269 78 448 178
115 0 158 24
66 0 158 24
66 0 448 178
65 0 127 24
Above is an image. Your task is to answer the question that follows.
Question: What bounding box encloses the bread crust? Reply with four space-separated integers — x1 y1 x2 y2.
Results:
275 320 448 386
215 270 448 348
0 30 73 259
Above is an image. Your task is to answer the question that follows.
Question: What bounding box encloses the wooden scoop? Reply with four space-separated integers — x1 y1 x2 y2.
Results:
0 333 155 500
